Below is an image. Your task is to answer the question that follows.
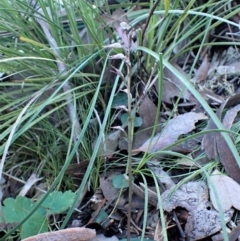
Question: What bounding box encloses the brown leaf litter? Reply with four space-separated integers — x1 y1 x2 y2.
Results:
202 92 240 184
155 63 192 104
162 181 234 241
133 112 207 153
209 170 240 212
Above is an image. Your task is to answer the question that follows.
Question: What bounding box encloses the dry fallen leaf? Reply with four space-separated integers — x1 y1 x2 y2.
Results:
134 112 207 153
202 92 240 184
162 181 208 212
222 103 240 130
21 227 96 241
156 63 191 104
132 95 161 149
198 88 224 104
161 79 183 104
209 170 240 212
185 201 234 241
162 181 234 241
191 54 210 83
119 94 162 151
99 171 119 201
154 219 163 241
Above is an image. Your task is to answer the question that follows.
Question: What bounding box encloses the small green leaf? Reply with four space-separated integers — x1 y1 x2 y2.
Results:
21 211 48 240
40 191 75 214
120 113 142 127
112 174 129 189
2 196 47 239
92 210 108 223
134 116 143 127
112 92 128 108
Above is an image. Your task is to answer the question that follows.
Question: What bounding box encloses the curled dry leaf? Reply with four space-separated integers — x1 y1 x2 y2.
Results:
202 92 240 184
21 227 96 241
209 170 240 212
134 112 207 153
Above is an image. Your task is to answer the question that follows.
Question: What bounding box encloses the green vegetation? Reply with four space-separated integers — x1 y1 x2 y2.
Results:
0 0 240 241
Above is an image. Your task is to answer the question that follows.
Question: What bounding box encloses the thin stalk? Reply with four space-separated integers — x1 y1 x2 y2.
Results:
126 50 133 241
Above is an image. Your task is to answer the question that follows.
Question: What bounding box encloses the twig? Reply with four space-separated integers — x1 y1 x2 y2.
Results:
141 0 161 44
34 8 81 162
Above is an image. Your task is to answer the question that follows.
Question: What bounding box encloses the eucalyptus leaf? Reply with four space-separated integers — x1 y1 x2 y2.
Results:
120 113 142 127
112 174 130 189
112 92 128 108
